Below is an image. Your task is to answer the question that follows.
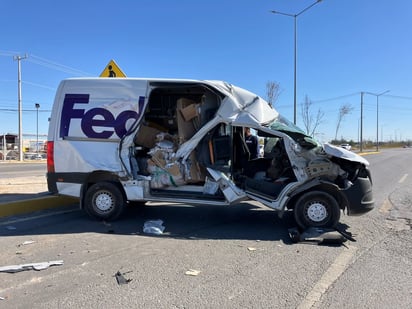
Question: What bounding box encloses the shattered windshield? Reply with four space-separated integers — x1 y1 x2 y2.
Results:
268 115 319 149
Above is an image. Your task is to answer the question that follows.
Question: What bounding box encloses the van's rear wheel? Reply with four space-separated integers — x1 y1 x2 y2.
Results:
294 191 340 229
84 182 125 221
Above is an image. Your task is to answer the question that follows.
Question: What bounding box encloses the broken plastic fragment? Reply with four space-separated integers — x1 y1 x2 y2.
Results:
185 269 201 276
143 219 165 235
0 260 64 273
115 271 132 285
247 247 257 251
20 240 36 246
288 227 348 245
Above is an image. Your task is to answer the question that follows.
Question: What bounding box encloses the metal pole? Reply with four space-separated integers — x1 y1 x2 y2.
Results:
375 90 389 151
2 134 5 161
13 54 28 161
360 92 363 153
293 16 297 124
270 0 322 125
376 96 379 151
35 103 40 154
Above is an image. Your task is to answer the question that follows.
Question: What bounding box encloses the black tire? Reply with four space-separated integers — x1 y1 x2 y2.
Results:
294 190 341 229
84 182 125 221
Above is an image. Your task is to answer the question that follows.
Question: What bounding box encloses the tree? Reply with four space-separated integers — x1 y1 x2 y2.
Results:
265 81 281 108
301 95 324 137
334 104 353 140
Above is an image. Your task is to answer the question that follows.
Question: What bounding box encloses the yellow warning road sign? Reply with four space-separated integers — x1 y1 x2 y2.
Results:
100 59 126 78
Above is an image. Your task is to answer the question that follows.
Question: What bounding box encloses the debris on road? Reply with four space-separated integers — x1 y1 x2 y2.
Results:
288 227 353 245
143 219 165 235
185 269 201 276
18 240 36 246
0 260 64 273
115 271 132 285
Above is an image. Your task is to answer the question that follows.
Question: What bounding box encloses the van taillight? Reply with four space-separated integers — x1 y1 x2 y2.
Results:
47 141 55 173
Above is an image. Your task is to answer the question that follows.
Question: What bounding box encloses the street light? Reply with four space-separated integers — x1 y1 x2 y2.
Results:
365 90 390 151
375 90 390 151
270 0 322 125
35 103 40 154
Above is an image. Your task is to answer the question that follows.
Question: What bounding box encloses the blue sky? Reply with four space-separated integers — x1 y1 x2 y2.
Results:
1 0 411 143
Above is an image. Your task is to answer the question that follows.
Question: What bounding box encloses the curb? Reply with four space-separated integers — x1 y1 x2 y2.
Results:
0 195 79 218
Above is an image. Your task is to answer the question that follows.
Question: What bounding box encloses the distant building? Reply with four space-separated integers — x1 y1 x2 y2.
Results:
1 133 47 160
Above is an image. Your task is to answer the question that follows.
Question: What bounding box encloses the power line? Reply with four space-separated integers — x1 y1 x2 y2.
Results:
0 108 51 112
0 50 21 56
22 80 56 91
28 54 92 76
385 94 412 101
312 92 360 103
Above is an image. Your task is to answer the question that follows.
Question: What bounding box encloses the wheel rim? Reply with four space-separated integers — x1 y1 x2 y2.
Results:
93 190 115 214
306 201 328 222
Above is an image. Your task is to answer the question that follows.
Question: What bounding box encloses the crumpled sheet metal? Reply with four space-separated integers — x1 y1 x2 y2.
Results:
0 260 64 273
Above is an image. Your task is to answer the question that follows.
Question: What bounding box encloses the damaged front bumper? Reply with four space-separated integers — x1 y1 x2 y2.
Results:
343 173 374 216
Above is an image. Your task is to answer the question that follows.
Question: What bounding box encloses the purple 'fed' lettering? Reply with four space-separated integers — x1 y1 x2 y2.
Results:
59 93 144 139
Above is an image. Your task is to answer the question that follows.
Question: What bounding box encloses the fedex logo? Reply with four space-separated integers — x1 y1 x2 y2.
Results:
59 94 145 139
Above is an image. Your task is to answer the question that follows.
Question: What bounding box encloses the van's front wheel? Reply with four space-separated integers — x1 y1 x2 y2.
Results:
294 191 340 229
84 182 125 221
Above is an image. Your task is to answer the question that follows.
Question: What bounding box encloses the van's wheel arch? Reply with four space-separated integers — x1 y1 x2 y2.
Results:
293 190 341 229
84 181 125 221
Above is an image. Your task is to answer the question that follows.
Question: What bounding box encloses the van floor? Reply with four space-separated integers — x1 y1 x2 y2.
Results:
150 186 225 201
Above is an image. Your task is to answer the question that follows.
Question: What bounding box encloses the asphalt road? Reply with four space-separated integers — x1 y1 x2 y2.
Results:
0 149 411 308
0 162 46 179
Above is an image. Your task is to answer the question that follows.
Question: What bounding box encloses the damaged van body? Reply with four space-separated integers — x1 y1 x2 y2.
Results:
47 78 374 228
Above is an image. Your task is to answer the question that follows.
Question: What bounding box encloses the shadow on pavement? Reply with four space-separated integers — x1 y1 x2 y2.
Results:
0 192 50 203
0 202 296 244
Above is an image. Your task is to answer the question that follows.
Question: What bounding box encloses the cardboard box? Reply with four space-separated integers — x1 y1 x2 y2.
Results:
149 149 166 168
135 124 163 148
180 103 199 122
185 152 206 183
177 98 198 144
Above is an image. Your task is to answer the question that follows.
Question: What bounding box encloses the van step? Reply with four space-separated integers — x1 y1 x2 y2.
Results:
150 188 225 201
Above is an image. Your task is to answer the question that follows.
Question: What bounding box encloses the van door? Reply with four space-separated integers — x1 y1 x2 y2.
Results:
207 168 247 203
236 129 298 206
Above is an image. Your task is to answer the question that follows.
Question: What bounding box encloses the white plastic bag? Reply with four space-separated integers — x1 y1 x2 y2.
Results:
143 220 165 235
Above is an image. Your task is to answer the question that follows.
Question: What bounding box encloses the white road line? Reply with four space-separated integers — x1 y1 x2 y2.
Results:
0 208 79 226
297 245 358 309
398 174 408 184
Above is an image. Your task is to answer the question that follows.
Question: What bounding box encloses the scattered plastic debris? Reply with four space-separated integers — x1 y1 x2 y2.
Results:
185 269 201 276
18 240 36 247
247 247 257 251
143 219 165 235
0 296 5 300
115 271 132 285
288 227 354 245
0 260 64 273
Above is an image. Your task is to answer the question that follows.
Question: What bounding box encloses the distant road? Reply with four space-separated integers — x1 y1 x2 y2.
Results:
0 162 46 179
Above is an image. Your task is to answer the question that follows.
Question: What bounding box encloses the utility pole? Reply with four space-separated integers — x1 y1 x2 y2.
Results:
35 103 40 154
13 54 28 161
360 92 364 153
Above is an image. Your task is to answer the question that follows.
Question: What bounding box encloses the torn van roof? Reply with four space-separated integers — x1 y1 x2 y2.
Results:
207 80 278 126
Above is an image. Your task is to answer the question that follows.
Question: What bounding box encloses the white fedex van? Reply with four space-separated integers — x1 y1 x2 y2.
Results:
47 78 374 228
